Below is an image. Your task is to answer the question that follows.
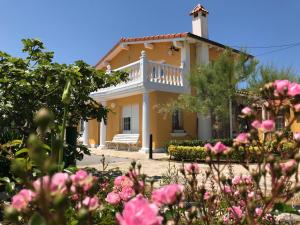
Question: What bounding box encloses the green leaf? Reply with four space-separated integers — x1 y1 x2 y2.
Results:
6 181 15 193
28 212 47 225
0 177 10 183
15 148 29 156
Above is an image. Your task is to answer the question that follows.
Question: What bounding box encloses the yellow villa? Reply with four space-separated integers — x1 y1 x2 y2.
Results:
82 4 255 152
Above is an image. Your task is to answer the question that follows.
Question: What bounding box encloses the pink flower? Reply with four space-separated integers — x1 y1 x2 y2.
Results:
33 176 50 192
294 133 300 141
204 143 213 151
70 170 88 185
119 186 135 201
82 196 99 211
152 184 183 206
229 206 243 219
12 194 28 211
255 207 263 217
71 170 95 192
248 191 255 199
274 80 290 94
288 82 300 97
241 107 252 116
116 195 163 225
211 142 228 154
232 176 241 185
203 191 211 200
294 104 300 112
234 133 249 144
114 175 133 188
223 185 232 194
18 189 35 202
251 120 261 129
261 120 275 132
280 159 297 174
51 172 69 193
184 163 199 174
11 189 36 212
106 192 121 205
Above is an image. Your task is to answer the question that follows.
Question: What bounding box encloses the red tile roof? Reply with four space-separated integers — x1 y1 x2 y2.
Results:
120 32 189 43
189 4 209 16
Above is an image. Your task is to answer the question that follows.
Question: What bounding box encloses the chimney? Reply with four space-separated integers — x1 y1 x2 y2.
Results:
189 4 209 38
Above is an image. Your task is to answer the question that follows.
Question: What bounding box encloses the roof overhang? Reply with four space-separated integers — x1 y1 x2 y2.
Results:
95 32 253 69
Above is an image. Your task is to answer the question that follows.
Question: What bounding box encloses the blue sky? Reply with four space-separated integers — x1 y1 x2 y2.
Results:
1 0 300 74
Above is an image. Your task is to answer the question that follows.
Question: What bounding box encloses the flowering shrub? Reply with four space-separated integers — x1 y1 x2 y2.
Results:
5 169 101 224
4 80 300 225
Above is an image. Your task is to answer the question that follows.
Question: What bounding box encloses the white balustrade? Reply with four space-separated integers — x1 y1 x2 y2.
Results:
99 57 184 93
147 61 183 86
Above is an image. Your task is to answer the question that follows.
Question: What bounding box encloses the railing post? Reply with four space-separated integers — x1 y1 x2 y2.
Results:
140 51 148 84
106 64 111 74
149 134 153 159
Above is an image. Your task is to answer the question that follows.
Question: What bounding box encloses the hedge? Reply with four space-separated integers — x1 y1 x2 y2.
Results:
166 138 233 149
167 145 259 162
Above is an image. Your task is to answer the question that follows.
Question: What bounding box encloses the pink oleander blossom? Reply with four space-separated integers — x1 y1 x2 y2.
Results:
116 194 163 225
288 82 300 97
152 184 183 206
251 120 261 129
12 194 28 211
11 189 36 211
51 172 69 193
294 133 300 141
33 176 50 192
261 120 275 132
234 133 249 144
82 196 99 211
184 163 200 174
274 80 290 94
229 206 243 219
114 175 134 188
18 189 35 202
106 192 121 205
119 186 135 201
280 160 297 174
241 107 252 116
203 191 211 200
255 207 263 217
294 104 300 112
211 142 228 154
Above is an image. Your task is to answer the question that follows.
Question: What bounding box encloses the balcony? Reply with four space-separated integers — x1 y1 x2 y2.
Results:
91 51 188 101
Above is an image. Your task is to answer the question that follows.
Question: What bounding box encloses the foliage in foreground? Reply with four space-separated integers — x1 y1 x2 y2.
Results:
4 79 300 224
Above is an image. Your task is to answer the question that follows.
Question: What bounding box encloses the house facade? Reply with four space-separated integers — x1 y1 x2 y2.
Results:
82 4 251 152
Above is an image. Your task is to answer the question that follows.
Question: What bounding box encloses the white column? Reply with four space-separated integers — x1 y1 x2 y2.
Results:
98 102 107 149
196 43 212 140
140 90 150 153
83 121 89 146
181 41 191 90
140 51 148 84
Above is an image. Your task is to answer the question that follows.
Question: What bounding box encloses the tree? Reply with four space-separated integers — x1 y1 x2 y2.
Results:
247 64 299 92
159 50 257 138
0 39 126 164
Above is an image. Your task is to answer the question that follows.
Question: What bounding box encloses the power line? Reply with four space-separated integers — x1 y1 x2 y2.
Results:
230 41 300 49
254 43 300 57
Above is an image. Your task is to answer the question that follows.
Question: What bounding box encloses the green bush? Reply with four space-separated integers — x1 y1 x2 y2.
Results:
168 145 260 162
166 138 233 149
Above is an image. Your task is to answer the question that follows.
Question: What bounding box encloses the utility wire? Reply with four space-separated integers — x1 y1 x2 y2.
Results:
230 41 300 49
255 43 300 57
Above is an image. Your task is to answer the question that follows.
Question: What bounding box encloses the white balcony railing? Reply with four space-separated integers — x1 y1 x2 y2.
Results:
110 51 183 87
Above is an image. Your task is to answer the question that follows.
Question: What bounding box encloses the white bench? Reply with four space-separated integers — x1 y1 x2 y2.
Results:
106 134 140 151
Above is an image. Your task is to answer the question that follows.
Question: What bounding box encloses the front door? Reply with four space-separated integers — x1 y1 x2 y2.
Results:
122 104 139 134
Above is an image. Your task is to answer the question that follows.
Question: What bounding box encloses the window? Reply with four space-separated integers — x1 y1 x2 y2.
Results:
275 114 285 130
172 110 183 131
123 117 131 131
